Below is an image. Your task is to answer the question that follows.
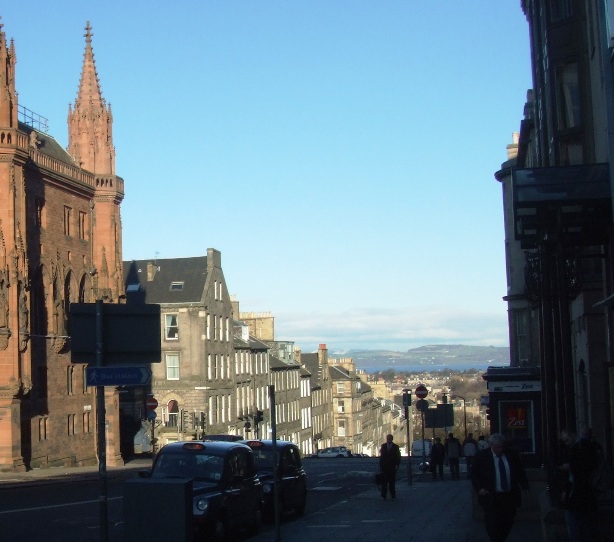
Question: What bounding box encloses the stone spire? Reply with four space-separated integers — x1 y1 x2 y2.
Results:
67 21 115 175
0 17 18 129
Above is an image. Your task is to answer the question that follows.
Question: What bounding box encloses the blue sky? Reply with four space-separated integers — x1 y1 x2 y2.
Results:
2 2 531 353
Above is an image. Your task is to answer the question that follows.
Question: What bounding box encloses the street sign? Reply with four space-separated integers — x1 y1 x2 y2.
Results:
86 366 152 387
146 396 159 410
70 303 162 364
415 384 428 399
147 409 157 420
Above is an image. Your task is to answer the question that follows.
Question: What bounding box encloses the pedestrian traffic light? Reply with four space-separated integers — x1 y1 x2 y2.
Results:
200 411 206 430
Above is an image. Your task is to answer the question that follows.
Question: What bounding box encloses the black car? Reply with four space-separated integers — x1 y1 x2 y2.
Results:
239 439 307 520
139 441 263 540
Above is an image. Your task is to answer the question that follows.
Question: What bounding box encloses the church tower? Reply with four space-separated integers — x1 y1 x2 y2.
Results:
0 19 125 471
68 22 123 301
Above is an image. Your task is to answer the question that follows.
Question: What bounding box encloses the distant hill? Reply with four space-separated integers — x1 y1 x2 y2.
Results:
330 344 510 372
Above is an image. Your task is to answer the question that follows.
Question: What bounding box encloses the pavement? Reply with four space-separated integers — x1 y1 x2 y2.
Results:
251 471 543 542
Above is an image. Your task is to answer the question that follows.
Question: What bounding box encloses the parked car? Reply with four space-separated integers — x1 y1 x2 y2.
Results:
139 441 263 539
239 439 307 520
316 446 351 458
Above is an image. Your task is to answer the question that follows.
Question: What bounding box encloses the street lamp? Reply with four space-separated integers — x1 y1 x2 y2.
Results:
452 395 467 439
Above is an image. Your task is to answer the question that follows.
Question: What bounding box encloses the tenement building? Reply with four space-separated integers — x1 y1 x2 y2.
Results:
0 21 124 470
495 2 614 464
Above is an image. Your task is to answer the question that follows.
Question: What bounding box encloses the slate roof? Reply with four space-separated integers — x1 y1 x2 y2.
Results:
122 256 207 305
270 356 300 370
301 353 320 378
20 122 76 165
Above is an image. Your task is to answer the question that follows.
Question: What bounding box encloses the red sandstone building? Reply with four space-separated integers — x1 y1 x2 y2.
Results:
0 20 124 470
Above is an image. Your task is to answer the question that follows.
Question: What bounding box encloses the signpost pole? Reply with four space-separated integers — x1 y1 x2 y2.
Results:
95 299 108 542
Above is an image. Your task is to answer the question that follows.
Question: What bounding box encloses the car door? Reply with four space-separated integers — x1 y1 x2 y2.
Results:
223 450 246 528
280 446 303 509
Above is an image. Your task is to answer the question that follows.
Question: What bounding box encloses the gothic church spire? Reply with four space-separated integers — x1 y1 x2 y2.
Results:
67 21 115 175
0 17 18 129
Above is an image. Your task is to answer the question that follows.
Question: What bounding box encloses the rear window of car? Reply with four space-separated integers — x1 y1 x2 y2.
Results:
152 449 224 482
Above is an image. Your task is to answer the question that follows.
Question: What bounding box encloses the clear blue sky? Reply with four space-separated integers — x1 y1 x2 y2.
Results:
2 2 531 353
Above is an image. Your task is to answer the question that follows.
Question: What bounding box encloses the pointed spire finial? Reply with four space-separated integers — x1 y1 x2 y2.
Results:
84 20 92 44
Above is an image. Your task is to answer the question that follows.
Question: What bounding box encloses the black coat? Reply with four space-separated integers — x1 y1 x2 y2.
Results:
471 448 529 508
379 442 401 473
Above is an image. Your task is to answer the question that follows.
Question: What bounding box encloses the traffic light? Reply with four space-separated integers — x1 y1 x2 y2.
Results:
190 412 196 429
181 409 189 431
254 410 263 425
200 411 206 430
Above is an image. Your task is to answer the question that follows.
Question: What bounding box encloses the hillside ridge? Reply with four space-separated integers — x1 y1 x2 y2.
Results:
330 344 510 370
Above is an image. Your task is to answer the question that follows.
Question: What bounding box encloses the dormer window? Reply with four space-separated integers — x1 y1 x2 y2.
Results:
170 282 184 291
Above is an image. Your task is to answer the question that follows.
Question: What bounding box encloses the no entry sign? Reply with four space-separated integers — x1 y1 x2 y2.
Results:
415 384 428 399
146 396 158 410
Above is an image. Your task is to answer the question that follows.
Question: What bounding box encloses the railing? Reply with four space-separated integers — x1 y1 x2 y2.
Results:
18 104 48 132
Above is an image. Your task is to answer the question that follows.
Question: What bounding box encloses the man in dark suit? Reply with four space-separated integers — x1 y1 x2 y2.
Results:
379 434 401 499
471 433 529 542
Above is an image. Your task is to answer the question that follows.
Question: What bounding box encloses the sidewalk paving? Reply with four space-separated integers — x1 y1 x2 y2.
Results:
252 475 542 542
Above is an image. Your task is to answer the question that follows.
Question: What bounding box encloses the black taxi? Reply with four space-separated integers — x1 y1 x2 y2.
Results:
139 441 263 539
239 439 307 520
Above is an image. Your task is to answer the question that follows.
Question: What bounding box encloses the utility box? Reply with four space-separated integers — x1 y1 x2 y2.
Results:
123 478 192 542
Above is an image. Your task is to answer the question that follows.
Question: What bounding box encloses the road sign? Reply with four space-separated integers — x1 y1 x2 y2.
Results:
86 366 152 387
146 396 159 410
147 409 157 420
70 303 161 364
415 384 428 399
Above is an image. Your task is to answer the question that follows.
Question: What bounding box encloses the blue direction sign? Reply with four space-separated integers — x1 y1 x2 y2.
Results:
86 366 152 387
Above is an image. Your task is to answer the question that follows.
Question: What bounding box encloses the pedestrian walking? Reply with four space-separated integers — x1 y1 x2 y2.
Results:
430 436 445 480
463 432 478 478
379 434 401 499
444 432 462 480
557 427 601 541
471 433 529 542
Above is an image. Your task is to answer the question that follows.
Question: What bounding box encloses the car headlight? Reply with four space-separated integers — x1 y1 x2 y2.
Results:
196 498 210 512
262 483 273 494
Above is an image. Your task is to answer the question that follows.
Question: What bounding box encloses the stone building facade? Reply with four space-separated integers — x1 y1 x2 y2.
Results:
123 250 235 445
0 21 124 470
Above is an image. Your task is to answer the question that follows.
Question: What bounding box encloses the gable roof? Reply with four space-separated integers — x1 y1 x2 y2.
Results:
122 256 207 304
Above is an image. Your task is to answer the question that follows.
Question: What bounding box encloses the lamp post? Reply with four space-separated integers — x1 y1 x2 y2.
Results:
452 395 467 439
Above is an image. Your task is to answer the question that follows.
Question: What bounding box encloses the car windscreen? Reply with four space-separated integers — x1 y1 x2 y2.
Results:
152 452 224 482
